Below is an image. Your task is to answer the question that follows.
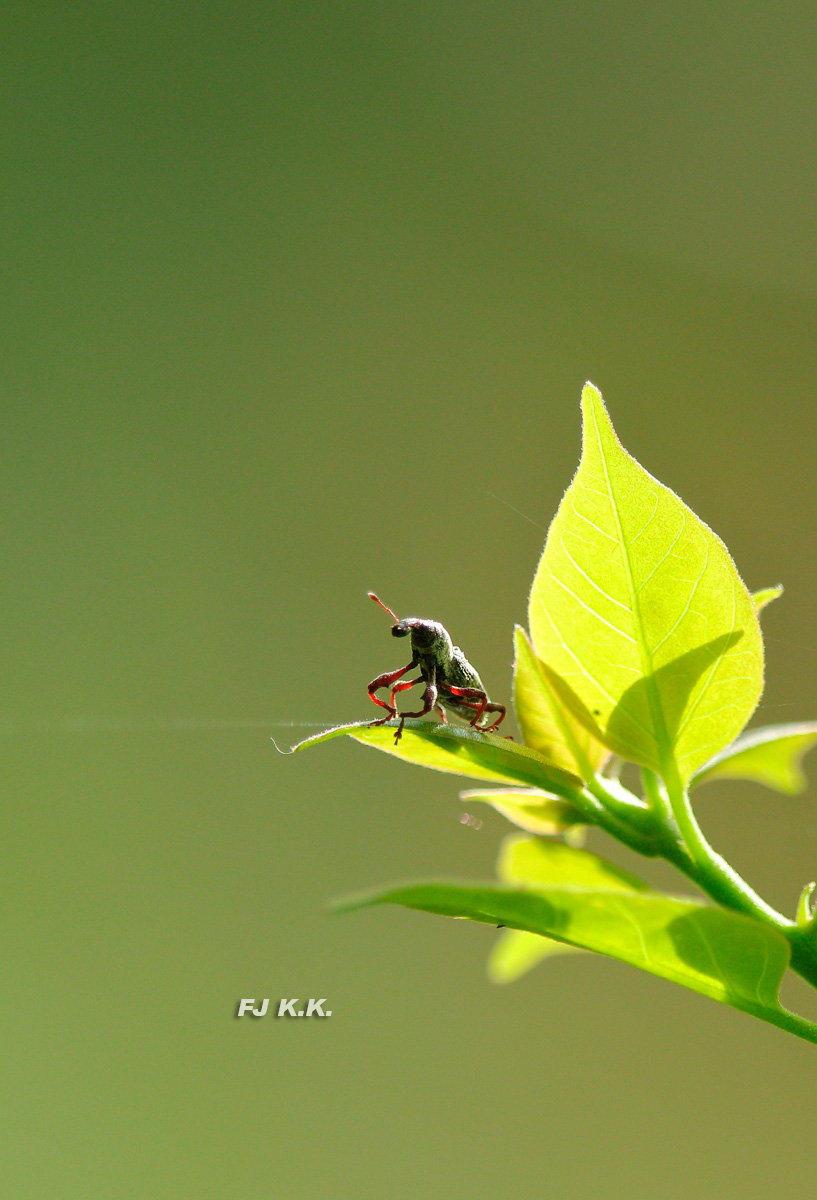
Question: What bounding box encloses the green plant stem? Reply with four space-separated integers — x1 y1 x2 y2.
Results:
537 739 817 994
658 773 817 989
561 775 670 857
598 768 817 994
663 771 790 930
750 1002 817 1046
641 767 673 825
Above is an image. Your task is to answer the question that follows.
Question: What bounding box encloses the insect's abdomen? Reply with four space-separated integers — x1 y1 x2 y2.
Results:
445 646 484 692
436 645 486 721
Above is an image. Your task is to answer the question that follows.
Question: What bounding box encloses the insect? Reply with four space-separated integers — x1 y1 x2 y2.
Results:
366 592 506 744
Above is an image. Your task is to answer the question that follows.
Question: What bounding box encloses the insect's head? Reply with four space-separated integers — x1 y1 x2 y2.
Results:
368 592 412 636
368 592 440 649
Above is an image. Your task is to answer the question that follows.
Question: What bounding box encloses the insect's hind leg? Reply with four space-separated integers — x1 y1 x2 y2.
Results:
444 685 488 724
445 686 506 733
477 703 506 732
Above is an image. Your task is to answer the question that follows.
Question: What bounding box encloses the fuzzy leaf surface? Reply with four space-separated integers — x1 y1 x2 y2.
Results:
752 585 783 613
293 721 582 796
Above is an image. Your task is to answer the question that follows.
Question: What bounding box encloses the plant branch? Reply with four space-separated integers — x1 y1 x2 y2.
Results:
662 773 790 931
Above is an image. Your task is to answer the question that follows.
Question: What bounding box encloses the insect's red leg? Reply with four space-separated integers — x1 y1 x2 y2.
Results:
399 686 438 721
444 686 506 733
445 685 488 723
392 667 438 744
434 704 448 724
367 660 416 726
390 676 423 709
480 704 506 732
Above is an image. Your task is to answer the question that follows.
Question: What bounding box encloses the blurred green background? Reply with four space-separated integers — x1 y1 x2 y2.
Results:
4 2 817 1196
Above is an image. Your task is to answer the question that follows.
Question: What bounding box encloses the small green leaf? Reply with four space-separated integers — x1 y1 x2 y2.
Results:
497 832 649 891
691 722 817 794
512 626 609 775
797 882 816 928
487 929 582 984
487 834 649 981
293 720 582 797
459 787 585 835
528 383 763 785
752 585 783 613
334 880 817 1041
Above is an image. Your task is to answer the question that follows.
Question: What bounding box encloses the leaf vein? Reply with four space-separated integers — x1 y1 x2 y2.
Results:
635 512 687 596
676 576 738 743
539 607 619 707
650 540 710 657
559 535 630 612
570 503 618 543
546 568 637 642
627 496 660 547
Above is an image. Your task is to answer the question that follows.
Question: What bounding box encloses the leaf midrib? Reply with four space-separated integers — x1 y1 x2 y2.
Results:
588 401 674 772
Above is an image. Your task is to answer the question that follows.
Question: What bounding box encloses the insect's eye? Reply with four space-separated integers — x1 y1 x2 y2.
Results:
391 623 409 638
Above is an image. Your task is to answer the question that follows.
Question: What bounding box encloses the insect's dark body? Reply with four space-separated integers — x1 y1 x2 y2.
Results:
366 594 506 743
404 619 486 723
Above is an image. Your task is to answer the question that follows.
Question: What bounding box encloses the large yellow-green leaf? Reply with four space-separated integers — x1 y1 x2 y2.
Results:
691 722 817 794
334 880 817 1043
512 625 609 775
528 383 763 785
292 720 582 797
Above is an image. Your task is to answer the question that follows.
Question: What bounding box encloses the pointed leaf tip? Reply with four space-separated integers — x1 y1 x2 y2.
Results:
752 585 784 614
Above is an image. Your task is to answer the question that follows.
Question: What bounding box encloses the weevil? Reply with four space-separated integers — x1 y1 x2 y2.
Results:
366 592 506 744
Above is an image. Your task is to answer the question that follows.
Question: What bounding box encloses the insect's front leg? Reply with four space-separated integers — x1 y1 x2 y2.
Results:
367 659 417 727
390 676 423 710
392 664 438 744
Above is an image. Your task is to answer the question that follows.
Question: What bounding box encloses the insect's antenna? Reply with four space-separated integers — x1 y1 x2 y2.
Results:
368 592 399 622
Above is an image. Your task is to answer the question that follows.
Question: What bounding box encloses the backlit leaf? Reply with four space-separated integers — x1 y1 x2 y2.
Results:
752 585 783 613
528 383 763 785
487 833 649 981
458 787 584 835
692 722 817 794
497 832 649 891
512 625 609 775
334 880 815 1040
292 720 582 797
487 929 582 984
